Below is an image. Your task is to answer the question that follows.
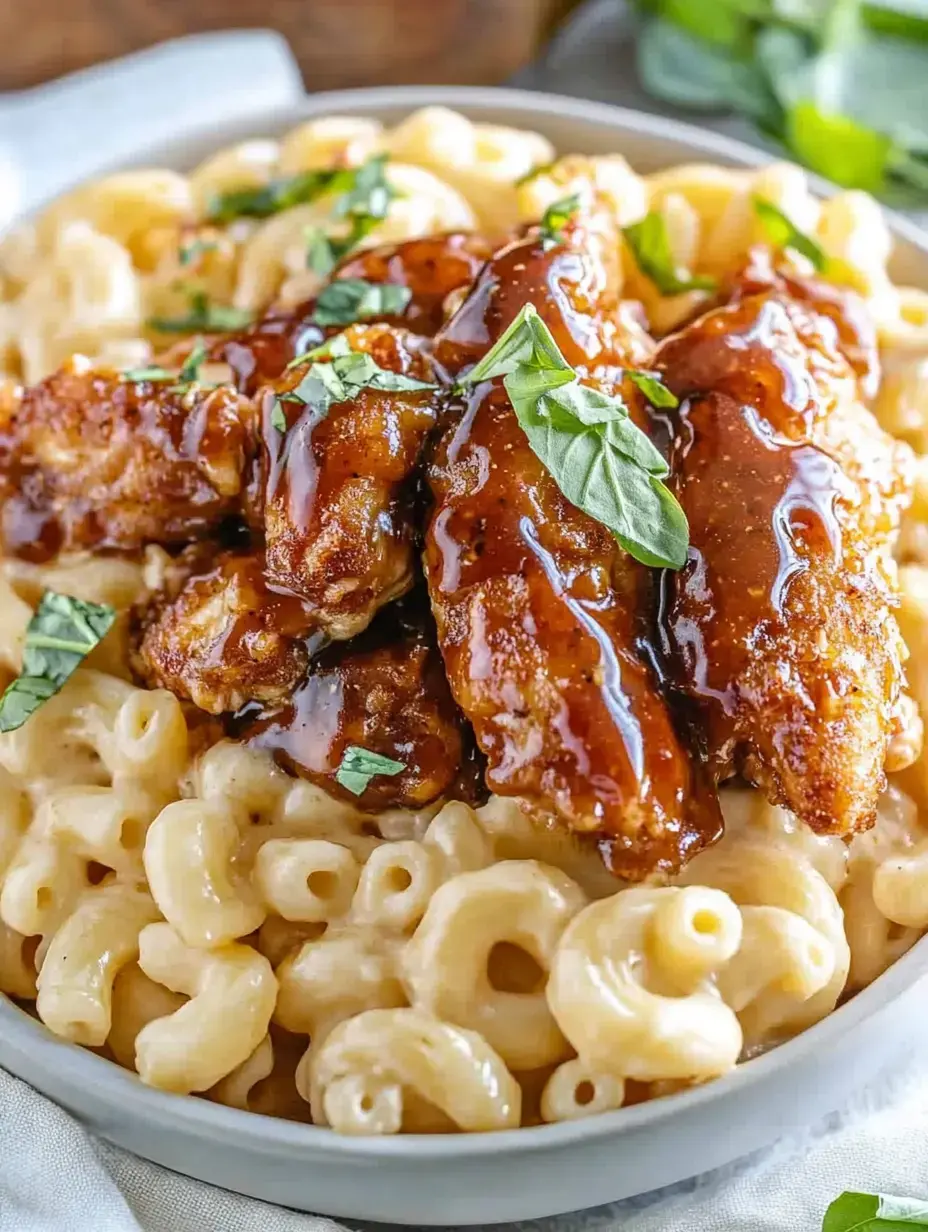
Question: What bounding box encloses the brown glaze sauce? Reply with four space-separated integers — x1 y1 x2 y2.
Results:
653 282 909 834
426 222 722 877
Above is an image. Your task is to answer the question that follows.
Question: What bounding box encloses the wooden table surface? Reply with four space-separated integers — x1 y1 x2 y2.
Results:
2 0 576 92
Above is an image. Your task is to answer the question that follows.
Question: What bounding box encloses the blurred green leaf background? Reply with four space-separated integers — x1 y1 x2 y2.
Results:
630 0 928 200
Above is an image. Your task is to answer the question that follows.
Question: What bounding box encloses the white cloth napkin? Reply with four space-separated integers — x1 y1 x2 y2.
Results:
4 1014 928 1232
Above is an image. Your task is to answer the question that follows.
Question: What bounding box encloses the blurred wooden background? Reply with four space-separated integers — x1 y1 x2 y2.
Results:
2 0 579 91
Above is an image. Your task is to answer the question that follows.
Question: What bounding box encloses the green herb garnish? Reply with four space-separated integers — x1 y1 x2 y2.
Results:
271 342 438 435
178 237 218 267
176 339 208 385
207 169 336 224
335 745 406 796
627 370 679 409
0 593 116 733
753 196 827 270
305 227 339 276
515 161 555 187
823 1189 928 1230
457 304 689 569
148 291 254 335
311 279 412 327
623 212 718 297
122 365 175 384
539 193 582 250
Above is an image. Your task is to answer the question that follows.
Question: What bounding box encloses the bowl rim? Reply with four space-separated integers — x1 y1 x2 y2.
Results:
5 80 928 1161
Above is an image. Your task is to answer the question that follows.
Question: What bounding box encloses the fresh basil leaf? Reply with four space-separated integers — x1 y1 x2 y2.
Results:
786 100 894 193
823 1189 928 1230
623 212 718 296
121 365 174 384
270 402 287 433
305 227 338 276
458 303 689 570
178 237 218 267
312 279 412 327
148 291 254 335
627 370 680 408
752 196 827 269
0 592 116 733
177 339 208 385
863 2 928 42
539 193 582 249
279 348 438 429
515 161 555 186
335 745 406 795
333 154 394 224
207 169 334 223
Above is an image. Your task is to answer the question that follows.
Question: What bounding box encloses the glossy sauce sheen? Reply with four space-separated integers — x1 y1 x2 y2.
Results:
0 369 252 560
653 280 912 834
238 595 477 809
214 232 493 395
257 323 438 641
426 222 722 877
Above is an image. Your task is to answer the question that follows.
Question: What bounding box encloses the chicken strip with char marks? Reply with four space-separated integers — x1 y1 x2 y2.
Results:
425 207 722 878
651 254 915 835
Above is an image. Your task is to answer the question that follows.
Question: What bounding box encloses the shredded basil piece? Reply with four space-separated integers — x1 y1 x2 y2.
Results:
623 212 718 296
515 161 555 186
148 291 254 335
178 237 218 267
753 196 827 270
335 745 406 795
459 304 689 570
270 403 287 433
122 365 174 384
627 370 680 409
539 193 582 250
311 279 412 327
207 169 335 223
0 592 116 732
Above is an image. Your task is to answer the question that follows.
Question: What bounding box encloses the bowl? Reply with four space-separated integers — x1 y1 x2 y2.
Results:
3 81 928 1227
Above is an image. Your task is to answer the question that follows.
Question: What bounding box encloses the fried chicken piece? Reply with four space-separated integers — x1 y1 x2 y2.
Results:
425 208 722 878
652 261 915 835
134 550 315 714
0 361 253 561
206 232 492 395
256 322 439 641
238 593 474 810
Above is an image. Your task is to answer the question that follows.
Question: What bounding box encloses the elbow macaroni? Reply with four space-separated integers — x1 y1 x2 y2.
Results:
2 111 928 1134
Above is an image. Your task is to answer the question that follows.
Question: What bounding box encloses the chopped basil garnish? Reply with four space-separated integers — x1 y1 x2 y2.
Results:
627 370 679 409
148 291 254 335
122 365 175 384
458 304 689 569
335 745 406 795
515 161 555 187
271 341 438 435
539 193 582 250
311 279 412 327
176 339 208 385
305 227 339 276
0 592 116 733
178 237 218 267
623 212 718 296
207 154 395 239
753 196 827 271
822 1189 928 1230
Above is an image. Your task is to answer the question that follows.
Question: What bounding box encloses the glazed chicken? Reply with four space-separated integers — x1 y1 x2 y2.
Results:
210 231 493 395
255 321 439 640
0 363 253 561
425 204 722 878
651 253 915 835
237 592 477 809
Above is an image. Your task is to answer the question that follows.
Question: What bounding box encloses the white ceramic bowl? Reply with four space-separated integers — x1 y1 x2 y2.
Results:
4 74 928 1227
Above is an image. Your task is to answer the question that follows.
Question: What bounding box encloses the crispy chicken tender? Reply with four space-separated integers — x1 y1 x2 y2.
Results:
652 255 915 836
256 322 439 642
0 360 253 561
134 550 314 715
425 204 721 878
239 594 474 809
